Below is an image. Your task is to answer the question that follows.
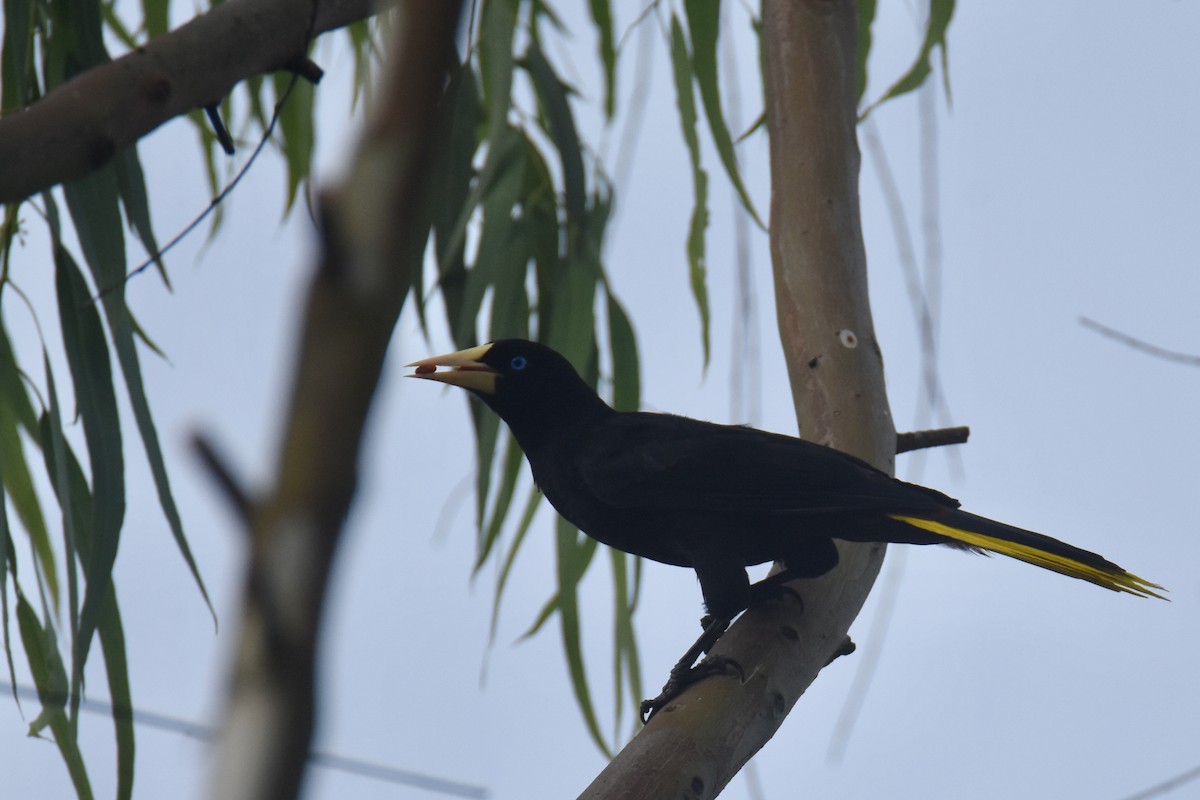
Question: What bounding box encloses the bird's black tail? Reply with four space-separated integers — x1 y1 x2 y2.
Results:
890 510 1165 599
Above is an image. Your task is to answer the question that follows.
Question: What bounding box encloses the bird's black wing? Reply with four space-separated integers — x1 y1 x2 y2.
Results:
574 412 957 516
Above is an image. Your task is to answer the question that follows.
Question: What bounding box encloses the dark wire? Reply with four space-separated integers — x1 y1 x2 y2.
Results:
1 679 488 798
93 72 302 303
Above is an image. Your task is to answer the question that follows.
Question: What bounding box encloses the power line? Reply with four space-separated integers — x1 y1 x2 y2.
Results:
2 680 486 799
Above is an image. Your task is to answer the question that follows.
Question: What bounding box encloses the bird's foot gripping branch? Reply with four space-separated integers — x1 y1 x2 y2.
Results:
639 617 743 723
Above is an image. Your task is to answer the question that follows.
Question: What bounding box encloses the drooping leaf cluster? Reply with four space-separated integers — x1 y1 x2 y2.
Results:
0 1 375 795
0 0 958 790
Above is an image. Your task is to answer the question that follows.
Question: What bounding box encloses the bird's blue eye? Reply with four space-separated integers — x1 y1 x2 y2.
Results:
511 356 527 371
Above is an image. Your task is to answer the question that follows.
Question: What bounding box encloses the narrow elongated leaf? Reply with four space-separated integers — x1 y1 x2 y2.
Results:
554 517 607 755
0 420 16 706
476 434 525 572
1 0 34 114
113 147 168 286
683 0 764 229
856 0 878 104
60 170 128 670
587 0 617 119
66 0 110 69
480 0 517 141
424 62 482 333
670 15 712 365
273 72 315 213
40 370 134 800
0 393 57 610
488 487 544 644
41 357 83 730
605 291 639 412
522 42 586 233
860 0 956 118
0 324 38 435
436 125 524 302
16 591 93 799
142 0 168 38
456 134 527 347
609 548 642 733
55 251 126 714
98 588 134 800
63 167 215 624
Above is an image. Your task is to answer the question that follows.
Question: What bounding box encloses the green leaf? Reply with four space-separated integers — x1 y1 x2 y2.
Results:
54 248 124 696
859 0 956 119
609 548 642 733
587 0 617 119
0 417 17 708
856 0 877 105
142 0 168 38
476 434 525 572
480 0 516 142
1 0 35 114
455 131 527 347
670 15 712 366
17 590 94 799
0 381 57 610
113 147 169 287
62 168 215 624
272 72 315 214
553 517 608 755
98 587 134 800
605 290 639 412
488 487 543 645
522 41 586 233
41 356 83 732
0 321 38 434
425 62 482 335
683 0 764 229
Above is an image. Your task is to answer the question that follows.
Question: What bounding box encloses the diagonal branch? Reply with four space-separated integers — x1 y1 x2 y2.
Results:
0 0 376 203
205 3 464 799
579 2 884 796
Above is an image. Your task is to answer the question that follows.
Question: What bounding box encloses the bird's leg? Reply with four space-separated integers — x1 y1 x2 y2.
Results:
640 616 742 723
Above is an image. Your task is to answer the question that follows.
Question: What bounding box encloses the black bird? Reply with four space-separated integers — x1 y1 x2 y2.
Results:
408 339 1162 717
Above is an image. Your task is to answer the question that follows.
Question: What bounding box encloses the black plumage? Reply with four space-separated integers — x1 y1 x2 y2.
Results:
409 339 1162 716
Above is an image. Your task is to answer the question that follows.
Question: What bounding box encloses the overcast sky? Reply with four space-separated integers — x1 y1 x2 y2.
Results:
3 2 1199 799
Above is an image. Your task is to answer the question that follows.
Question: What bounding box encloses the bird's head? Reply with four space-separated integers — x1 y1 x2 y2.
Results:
406 339 611 445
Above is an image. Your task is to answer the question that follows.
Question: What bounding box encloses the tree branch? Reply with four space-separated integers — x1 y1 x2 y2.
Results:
579 2 884 796
896 425 969 454
205 4 464 799
0 0 376 204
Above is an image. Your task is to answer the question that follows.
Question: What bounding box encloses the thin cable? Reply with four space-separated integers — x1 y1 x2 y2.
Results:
1 680 488 798
94 72 304 302
1118 763 1200 800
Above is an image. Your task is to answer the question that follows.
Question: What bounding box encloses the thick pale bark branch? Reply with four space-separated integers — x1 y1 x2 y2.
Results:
0 0 376 203
205 3 463 799
579 1 888 797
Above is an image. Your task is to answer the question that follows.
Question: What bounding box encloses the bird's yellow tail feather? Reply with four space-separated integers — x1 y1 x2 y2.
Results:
889 514 1166 599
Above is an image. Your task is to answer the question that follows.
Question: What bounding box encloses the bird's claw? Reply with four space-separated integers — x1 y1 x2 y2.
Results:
640 654 744 724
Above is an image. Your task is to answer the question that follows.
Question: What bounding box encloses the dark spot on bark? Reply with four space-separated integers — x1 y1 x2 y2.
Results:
144 74 172 104
780 624 799 641
808 355 821 368
691 776 705 795
86 136 116 169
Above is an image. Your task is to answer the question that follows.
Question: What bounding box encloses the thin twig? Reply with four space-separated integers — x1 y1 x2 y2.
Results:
190 433 254 523
896 425 969 454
